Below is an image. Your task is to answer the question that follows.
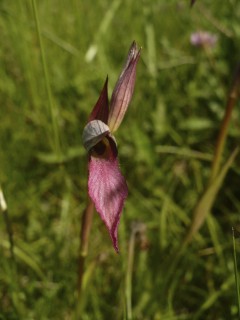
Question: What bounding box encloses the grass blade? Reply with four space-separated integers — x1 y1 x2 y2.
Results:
232 227 240 318
31 0 61 156
183 147 239 246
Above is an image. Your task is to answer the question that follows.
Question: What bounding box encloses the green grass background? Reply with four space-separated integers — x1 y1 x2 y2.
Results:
1 0 240 319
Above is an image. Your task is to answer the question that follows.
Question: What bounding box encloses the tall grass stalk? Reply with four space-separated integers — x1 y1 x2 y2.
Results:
125 223 147 320
125 228 135 320
31 0 61 156
232 227 240 318
77 199 94 315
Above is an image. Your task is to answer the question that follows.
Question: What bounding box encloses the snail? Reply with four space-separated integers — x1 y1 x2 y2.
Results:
82 119 110 153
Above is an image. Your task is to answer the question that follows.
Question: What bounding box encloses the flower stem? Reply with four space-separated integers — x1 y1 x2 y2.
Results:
77 199 94 297
210 64 240 182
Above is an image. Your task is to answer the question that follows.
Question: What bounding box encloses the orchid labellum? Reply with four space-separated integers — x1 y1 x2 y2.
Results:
82 41 141 252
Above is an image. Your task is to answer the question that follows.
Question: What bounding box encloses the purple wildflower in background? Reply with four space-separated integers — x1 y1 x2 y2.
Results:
190 31 218 48
82 42 141 252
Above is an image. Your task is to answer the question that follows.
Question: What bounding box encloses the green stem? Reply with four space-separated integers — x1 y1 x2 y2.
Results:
31 0 61 156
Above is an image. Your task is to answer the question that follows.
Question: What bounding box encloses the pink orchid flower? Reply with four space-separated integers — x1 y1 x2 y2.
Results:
82 42 141 252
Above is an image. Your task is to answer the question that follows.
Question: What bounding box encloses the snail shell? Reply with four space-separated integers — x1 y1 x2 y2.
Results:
82 120 110 152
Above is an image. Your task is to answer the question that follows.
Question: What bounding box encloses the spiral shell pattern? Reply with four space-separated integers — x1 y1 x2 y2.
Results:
82 120 110 152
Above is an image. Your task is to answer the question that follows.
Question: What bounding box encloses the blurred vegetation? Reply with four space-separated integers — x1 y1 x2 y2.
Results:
1 0 240 319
